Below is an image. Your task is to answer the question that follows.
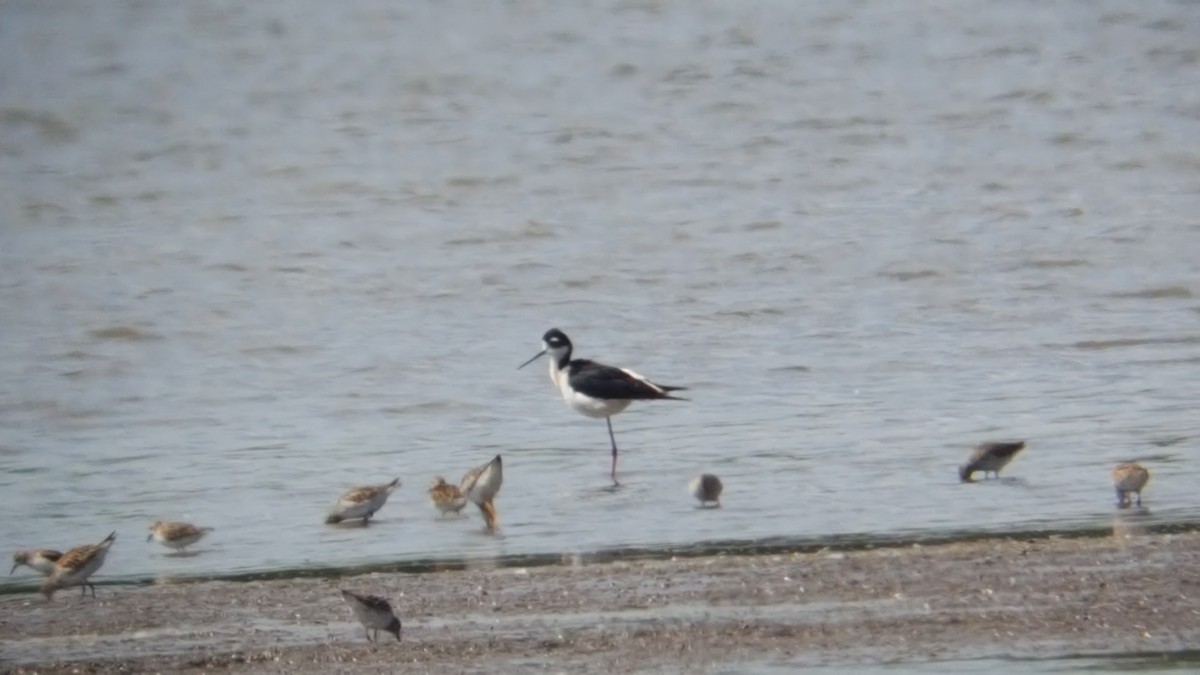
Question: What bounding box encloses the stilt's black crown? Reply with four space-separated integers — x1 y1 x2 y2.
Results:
542 328 571 349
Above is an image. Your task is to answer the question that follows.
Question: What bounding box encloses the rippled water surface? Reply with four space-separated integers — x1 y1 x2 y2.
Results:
2 0 1198 588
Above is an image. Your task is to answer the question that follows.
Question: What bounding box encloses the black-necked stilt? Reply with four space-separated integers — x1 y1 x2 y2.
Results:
519 328 687 482
959 440 1026 482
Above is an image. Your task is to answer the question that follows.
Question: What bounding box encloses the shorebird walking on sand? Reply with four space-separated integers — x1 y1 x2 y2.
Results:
689 473 724 508
519 328 687 483
460 455 503 531
428 476 468 516
11 548 63 577
326 478 400 525
340 589 402 643
42 531 116 600
959 440 1026 482
147 521 214 552
1112 462 1150 508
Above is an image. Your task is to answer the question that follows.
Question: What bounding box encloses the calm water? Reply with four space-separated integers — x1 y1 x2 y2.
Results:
2 0 1198 590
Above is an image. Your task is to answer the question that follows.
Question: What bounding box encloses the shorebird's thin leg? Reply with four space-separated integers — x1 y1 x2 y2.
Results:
606 417 619 481
1136 492 1142 507
365 628 372 642
79 585 87 598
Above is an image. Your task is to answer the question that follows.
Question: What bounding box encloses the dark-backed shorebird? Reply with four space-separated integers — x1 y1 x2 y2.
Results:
959 440 1026 482
519 328 687 483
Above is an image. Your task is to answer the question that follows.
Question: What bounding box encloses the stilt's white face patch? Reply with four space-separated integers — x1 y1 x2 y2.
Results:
544 342 570 364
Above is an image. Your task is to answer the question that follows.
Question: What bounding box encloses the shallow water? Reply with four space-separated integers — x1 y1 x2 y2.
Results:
2 0 1199 591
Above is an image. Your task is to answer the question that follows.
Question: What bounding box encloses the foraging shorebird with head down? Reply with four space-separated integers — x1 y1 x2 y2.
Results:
326 478 400 525
959 440 1026 482
147 521 214 552
460 455 503 531
340 589 402 643
41 531 117 600
519 328 687 483
11 548 63 577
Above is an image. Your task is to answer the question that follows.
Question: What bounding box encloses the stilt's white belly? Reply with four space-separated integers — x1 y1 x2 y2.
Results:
564 388 630 418
551 369 626 418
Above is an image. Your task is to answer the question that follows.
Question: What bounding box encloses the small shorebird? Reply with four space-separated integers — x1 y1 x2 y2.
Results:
460 455 503 531
959 440 1026 482
519 328 687 482
11 548 63 576
689 473 723 508
340 589 402 643
1112 462 1150 508
428 476 467 516
326 478 400 525
147 521 214 552
42 531 117 600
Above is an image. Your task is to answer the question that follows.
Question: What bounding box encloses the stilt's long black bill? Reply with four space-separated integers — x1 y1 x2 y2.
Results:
517 350 546 369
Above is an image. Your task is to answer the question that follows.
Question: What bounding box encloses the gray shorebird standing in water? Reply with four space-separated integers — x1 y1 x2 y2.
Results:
340 589 402 643
11 548 63 577
326 478 400 525
41 531 116 600
460 455 503 531
959 440 1026 482
147 521 214 552
1112 462 1150 508
519 328 687 484
689 474 723 508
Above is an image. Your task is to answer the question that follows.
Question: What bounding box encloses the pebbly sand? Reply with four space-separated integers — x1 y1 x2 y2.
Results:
2 527 1198 673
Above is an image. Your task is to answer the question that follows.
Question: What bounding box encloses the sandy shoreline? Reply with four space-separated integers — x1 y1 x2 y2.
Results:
2 528 1198 673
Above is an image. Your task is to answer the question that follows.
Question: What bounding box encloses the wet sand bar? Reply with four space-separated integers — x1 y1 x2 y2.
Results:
2 530 1197 673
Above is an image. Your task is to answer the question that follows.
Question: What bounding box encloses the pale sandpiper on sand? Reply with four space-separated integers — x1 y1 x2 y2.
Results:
326 478 400 525
1112 462 1150 508
147 521 214 552
519 328 687 484
428 476 467 516
11 548 63 576
959 440 1026 482
460 455 503 531
689 473 723 508
341 589 402 643
42 531 116 600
